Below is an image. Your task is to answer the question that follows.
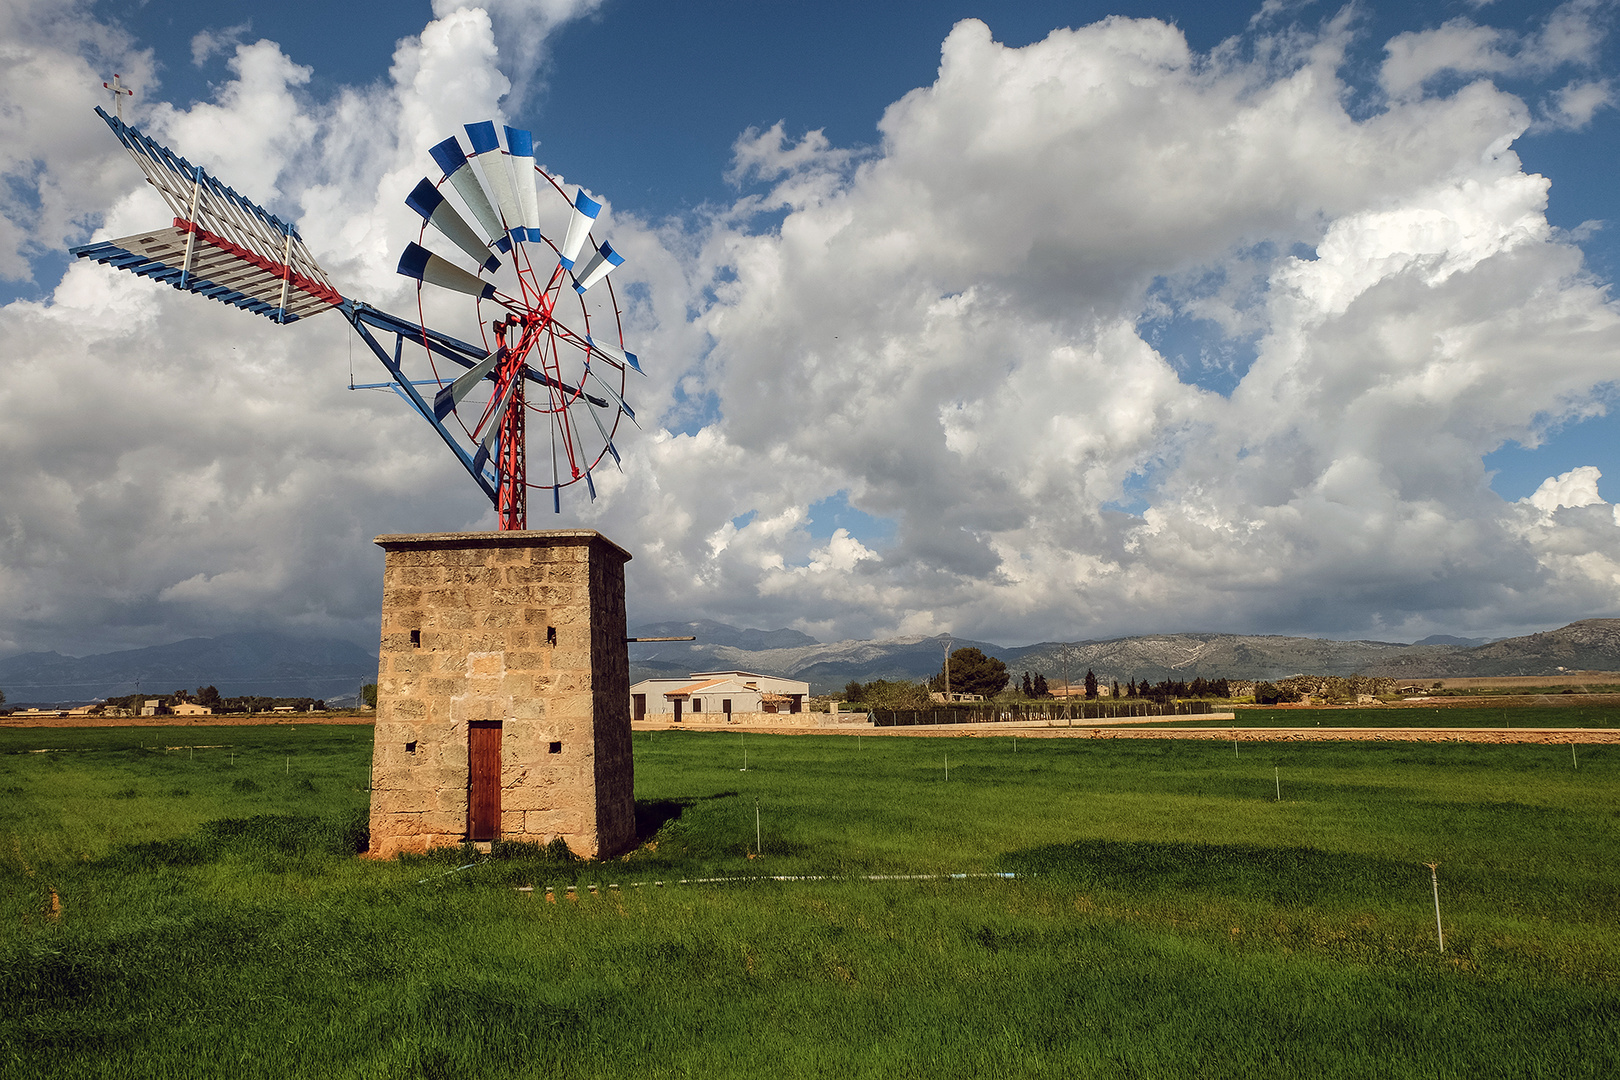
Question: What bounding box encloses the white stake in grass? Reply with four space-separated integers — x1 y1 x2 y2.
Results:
739 733 749 772
754 796 761 856
1426 862 1445 952
1274 767 1280 802
945 752 949 782
1572 741 1578 770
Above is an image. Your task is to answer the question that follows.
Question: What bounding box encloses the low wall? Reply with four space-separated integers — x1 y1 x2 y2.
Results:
657 711 872 728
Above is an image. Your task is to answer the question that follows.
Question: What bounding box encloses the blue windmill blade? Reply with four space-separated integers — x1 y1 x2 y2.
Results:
586 333 643 375
397 242 495 299
465 121 522 240
429 136 510 254
558 189 601 269
407 180 499 272
504 126 542 243
572 241 624 294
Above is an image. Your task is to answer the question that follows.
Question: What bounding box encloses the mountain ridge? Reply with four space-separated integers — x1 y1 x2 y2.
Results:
631 619 1620 693
6 619 1616 706
0 631 378 706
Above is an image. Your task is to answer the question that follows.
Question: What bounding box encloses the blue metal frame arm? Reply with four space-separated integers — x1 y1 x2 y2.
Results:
338 299 498 505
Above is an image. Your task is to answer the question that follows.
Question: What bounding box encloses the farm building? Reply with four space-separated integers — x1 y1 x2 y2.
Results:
630 671 809 722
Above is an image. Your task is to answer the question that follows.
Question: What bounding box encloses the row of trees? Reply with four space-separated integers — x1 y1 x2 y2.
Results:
838 649 1402 708
841 679 931 710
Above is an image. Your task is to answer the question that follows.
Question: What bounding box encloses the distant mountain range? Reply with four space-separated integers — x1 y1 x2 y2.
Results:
632 618 1620 693
5 619 1616 707
0 632 378 707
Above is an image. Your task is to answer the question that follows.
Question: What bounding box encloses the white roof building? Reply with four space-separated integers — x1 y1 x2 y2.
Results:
630 670 809 721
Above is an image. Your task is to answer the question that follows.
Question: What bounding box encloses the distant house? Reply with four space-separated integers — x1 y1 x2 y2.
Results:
271 705 297 713
141 699 160 717
172 702 212 716
629 670 810 722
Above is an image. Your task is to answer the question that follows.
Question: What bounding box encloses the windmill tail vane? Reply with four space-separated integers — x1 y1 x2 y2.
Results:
70 100 644 530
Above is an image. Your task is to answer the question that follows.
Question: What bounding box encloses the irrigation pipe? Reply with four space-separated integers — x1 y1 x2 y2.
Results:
1425 862 1445 952
416 860 485 884
511 872 1020 893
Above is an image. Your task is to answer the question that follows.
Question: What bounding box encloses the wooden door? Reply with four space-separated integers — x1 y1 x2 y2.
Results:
468 721 502 841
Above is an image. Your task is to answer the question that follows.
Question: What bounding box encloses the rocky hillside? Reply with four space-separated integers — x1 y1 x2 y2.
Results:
1359 619 1620 678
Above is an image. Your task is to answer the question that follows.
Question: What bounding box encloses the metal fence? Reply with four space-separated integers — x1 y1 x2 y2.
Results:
870 700 1217 727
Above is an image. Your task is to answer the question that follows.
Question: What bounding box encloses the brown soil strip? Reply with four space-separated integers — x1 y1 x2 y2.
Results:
0 714 374 729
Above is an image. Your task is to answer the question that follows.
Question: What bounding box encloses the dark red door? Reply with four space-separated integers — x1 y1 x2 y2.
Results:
468 721 502 840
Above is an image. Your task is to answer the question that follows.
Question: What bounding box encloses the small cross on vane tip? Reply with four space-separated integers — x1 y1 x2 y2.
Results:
103 74 134 121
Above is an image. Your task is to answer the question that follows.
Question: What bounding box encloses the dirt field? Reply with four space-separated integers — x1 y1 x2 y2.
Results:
0 713 375 728
636 719 1620 744
1421 673 1620 690
10 713 1614 744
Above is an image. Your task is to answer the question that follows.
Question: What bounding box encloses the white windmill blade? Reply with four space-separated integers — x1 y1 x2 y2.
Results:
477 371 521 450
465 121 522 239
558 189 601 269
429 136 509 254
504 126 542 243
433 348 504 420
581 391 624 467
587 364 636 421
572 241 624 294
585 333 643 374
397 242 494 299
407 180 500 272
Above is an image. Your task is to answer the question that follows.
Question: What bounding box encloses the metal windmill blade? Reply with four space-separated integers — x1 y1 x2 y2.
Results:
393 119 640 525
71 102 646 530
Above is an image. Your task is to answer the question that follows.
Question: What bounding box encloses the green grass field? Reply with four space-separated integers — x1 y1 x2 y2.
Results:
2 724 1616 1078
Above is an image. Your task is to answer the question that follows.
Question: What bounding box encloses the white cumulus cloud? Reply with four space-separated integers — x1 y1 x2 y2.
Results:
4 1 1620 662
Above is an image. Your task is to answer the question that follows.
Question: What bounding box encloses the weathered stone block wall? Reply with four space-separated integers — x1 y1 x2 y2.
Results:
368 530 633 859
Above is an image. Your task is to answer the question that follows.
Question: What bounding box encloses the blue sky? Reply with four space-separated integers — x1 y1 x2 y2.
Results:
6 0 1620 655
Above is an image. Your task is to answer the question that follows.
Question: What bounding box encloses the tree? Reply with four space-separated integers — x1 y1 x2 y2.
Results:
1021 671 1035 698
362 684 378 708
0 687 5 707
196 685 223 709
928 647 1008 697
1111 679 1120 700
843 680 865 702
861 680 931 710
1034 673 1050 698
1084 669 1099 699
1254 682 1300 705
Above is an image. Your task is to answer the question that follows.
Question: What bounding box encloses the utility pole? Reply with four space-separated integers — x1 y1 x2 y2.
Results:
1062 645 1071 723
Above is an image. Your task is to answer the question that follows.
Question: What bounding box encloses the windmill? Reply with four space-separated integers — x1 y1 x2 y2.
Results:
71 102 641 529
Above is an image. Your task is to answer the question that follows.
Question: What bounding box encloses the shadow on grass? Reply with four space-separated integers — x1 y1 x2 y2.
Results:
105 811 370 870
1001 838 1417 906
633 791 739 845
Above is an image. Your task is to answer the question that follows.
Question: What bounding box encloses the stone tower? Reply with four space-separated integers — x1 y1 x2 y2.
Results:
366 530 634 859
